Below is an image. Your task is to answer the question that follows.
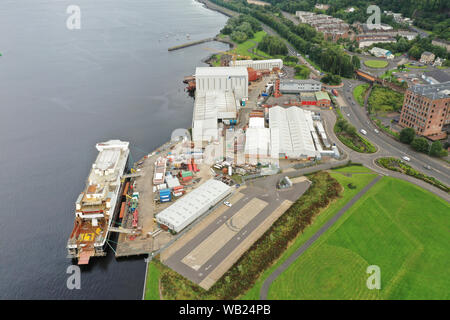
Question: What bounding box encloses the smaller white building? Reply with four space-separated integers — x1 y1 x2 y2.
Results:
369 47 393 59
156 179 232 233
230 59 283 71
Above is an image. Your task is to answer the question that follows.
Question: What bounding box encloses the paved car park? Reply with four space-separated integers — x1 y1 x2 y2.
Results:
162 173 311 289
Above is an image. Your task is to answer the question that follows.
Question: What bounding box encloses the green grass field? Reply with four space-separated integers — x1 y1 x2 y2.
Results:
405 63 427 69
211 31 271 66
234 31 270 58
144 261 162 300
364 60 389 68
353 84 369 107
267 177 450 300
333 164 373 173
241 170 378 299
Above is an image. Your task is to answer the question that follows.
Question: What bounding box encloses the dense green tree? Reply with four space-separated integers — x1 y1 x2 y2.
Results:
231 30 248 43
429 141 444 157
321 74 342 85
411 137 430 153
294 65 310 79
258 35 288 55
351 55 361 69
399 128 415 144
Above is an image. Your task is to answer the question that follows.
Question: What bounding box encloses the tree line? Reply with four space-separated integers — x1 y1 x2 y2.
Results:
220 14 263 43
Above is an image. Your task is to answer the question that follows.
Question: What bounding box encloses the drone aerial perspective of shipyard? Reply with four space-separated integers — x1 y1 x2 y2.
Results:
1 0 449 310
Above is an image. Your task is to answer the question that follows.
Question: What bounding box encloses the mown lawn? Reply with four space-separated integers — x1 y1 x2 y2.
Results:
405 63 427 69
144 260 162 300
333 164 373 173
211 31 271 65
234 31 270 58
241 170 377 299
364 60 389 68
268 177 450 300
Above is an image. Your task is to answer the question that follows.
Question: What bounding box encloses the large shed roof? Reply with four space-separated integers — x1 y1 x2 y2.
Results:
156 179 232 233
195 66 248 77
269 106 317 158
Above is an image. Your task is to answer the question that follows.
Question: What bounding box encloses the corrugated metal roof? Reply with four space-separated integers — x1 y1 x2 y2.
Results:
195 66 248 77
315 91 330 101
156 179 232 233
269 106 317 158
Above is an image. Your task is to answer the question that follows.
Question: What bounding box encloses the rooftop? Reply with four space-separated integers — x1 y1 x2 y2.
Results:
423 70 450 84
195 66 248 77
315 91 330 101
280 79 321 85
156 179 232 232
409 81 450 100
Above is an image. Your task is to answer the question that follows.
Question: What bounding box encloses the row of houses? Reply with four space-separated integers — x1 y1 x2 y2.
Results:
295 11 350 42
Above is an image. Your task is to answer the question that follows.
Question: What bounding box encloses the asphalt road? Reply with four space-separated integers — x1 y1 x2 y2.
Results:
260 175 383 300
339 78 450 187
163 175 311 287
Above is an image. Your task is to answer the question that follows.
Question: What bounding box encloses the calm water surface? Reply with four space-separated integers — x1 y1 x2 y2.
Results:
0 0 228 299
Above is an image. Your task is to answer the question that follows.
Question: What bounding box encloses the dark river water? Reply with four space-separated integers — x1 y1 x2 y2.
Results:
0 0 228 299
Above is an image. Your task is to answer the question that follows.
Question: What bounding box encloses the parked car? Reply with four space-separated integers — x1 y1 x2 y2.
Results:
360 129 367 135
402 156 411 162
423 164 431 170
374 129 379 134
224 201 232 207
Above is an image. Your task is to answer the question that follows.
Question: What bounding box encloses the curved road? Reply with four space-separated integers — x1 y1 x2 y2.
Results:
260 96 449 300
260 175 382 300
339 78 450 187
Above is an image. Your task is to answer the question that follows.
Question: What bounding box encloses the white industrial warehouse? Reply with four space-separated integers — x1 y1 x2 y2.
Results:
269 106 318 159
244 106 331 161
195 67 248 100
192 90 239 143
230 59 283 70
156 179 232 233
279 79 322 93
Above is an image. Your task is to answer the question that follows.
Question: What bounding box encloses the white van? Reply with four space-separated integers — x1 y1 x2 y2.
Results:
402 156 411 162
360 129 367 135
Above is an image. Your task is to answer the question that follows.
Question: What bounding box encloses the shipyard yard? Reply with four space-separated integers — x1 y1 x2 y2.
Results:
101 57 345 288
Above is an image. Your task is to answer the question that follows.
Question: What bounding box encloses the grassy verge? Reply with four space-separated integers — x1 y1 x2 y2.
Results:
242 169 378 299
375 157 449 192
353 84 369 107
268 177 450 299
371 116 400 139
364 60 389 68
148 171 343 299
333 164 373 173
210 31 272 65
144 260 162 300
405 63 427 69
335 109 377 153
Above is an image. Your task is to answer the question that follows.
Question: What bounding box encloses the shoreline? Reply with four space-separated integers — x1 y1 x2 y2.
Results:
141 0 232 300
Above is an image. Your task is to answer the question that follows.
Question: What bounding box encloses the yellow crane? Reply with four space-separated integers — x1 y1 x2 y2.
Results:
203 47 251 65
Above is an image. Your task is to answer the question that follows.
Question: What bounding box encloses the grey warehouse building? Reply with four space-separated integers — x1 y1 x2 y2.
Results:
279 79 322 94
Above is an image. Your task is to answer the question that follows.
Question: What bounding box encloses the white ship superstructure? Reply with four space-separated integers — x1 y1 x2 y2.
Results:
67 140 129 265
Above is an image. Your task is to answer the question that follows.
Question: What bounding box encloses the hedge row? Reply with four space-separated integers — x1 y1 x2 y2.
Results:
158 171 342 299
376 157 449 192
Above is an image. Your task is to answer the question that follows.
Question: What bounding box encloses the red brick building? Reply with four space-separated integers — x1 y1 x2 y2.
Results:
399 82 450 139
